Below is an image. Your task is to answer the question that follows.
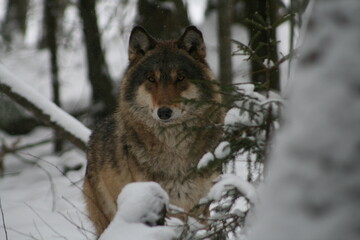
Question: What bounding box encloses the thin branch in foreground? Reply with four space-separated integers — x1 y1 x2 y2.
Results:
26 204 67 240
34 163 57 212
0 198 8 240
58 211 95 239
5 227 38 240
33 220 44 240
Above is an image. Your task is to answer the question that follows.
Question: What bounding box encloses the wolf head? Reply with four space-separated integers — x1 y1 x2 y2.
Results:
120 26 220 126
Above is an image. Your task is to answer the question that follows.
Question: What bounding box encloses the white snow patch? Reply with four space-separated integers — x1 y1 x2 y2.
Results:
214 141 231 159
100 182 177 240
187 0 207 25
197 152 215 169
203 174 258 205
237 83 255 94
117 182 169 225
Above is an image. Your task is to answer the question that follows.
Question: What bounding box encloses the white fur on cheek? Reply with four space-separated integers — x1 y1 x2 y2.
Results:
136 85 154 110
180 83 200 100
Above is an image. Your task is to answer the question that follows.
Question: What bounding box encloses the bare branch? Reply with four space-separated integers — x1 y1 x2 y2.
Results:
0 198 8 240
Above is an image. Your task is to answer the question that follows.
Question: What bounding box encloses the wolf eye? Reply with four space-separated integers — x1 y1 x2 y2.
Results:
147 76 156 83
176 75 185 82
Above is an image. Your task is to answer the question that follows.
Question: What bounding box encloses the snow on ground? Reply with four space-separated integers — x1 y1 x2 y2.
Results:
0 128 92 240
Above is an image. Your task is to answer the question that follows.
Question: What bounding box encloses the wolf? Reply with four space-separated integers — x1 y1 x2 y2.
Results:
83 25 223 236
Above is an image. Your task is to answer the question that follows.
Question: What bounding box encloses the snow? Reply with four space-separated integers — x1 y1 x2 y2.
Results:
100 222 176 240
0 137 92 239
202 174 258 205
246 0 360 239
197 152 215 169
186 0 207 25
100 182 176 240
0 64 91 144
116 182 169 225
214 141 231 159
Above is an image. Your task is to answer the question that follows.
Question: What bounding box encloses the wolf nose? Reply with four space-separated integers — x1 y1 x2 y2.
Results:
157 107 173 120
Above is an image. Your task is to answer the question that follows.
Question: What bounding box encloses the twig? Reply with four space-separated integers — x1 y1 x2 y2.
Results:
26 154 110 232
0 198 8 240
26 204 67 240
1 138 52 155
62 197 91 220
60 196 96 238
35 163 57 212
57 211 95 239
33 220 44 240
5 226 38 239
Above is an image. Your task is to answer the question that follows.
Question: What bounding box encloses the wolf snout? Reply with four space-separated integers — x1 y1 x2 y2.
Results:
157 107 173 120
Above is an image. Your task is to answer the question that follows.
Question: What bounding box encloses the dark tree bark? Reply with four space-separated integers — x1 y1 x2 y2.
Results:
78 0 116 120
44 0 63 152
136 0 190 39
1 0 29 46
38 0 67 49
217 0 233 103
245 0 280 91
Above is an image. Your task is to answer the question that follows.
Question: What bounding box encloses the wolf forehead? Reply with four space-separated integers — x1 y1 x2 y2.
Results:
130 49 205 81
123 52 209 102
122 26 215 102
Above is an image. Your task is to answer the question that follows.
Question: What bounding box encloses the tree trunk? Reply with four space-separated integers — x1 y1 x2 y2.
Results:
247 1 360 239
44 0 63 152
245 0 280 91
78 0 116 120
217 0 233 103
136 0 190 39
38 0 67 49
1 0 29 47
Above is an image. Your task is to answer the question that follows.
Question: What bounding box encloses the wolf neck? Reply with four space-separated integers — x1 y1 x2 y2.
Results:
123 116 202 179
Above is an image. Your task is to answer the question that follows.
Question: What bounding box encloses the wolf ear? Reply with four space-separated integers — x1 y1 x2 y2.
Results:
178 26 206 60
128 26 157 62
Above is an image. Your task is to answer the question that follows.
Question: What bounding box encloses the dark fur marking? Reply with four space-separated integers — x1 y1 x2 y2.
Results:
125 49 209 102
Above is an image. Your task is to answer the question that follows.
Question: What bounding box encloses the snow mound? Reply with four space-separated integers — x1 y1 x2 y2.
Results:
117 182 169 225
100 182 177 240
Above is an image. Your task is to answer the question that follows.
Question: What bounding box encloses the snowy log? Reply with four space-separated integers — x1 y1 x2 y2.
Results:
246 0 360 240
0 64 91 151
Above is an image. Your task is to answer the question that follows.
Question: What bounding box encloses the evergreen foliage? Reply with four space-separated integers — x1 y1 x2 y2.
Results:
175 2 304 238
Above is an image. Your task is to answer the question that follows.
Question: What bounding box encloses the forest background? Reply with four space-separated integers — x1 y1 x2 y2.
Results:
1 0 359 240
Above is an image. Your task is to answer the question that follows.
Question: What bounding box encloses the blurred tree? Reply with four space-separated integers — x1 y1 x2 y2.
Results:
244 0 280 91
78 0 116 120
1 0 29 48
38 0 68 49
44 0 63 152
136 0 190 39
217 0 233 103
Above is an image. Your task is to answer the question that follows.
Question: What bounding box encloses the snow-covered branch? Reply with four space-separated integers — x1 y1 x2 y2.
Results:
0 64 91 151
